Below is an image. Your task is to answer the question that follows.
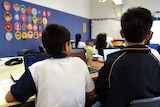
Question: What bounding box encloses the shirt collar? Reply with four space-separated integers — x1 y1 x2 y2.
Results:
50 53 67 58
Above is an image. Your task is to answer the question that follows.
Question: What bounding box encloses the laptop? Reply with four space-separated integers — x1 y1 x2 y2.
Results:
23 53 50 71
11 53 50 82
103 48 120 62
23 49 98 74
70 48 98 74
148 44 159 50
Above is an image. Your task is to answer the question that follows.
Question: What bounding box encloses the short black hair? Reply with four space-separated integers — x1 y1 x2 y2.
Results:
121 7 153 42
42 24 70 55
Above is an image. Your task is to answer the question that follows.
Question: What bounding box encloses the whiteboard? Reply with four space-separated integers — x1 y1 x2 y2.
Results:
151 20 160 44
91 19 122 39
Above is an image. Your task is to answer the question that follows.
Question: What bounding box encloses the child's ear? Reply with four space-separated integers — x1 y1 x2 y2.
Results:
145 31 152 40
120 29 125 38
63 41 69 51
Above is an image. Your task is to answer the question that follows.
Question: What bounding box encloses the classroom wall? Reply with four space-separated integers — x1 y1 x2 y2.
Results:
90 0 160 41
22 0 91 19
91 0 160 19
0 0 91 57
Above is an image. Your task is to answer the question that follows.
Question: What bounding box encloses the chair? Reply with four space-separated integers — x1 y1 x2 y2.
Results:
129 96 160 107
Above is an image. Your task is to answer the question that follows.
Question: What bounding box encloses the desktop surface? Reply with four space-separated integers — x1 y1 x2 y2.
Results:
0 56 104 106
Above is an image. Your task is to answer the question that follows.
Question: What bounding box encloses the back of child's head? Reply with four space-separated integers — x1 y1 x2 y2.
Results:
42 24 70 55
75 33 82 40
121 7 153 43
96 33 107 47
96 33 107 55
75 33 82 48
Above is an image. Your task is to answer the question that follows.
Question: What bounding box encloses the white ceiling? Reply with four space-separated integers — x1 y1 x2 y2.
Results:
22 0 160 19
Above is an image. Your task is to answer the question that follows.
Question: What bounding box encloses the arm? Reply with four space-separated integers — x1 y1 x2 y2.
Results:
87 89 96 101
5 91 17 102
86 89 97 106
5 70 36 103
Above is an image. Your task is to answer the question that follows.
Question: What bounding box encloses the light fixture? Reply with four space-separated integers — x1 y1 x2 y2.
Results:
112 0 123 5
97 0 107 3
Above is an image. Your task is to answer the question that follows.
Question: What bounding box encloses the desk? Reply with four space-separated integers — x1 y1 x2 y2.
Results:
0 57 35 107
0 57 104 107
90 61 104 80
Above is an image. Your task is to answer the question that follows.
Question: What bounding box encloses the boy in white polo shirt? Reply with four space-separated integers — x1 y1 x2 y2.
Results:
5 24 95 107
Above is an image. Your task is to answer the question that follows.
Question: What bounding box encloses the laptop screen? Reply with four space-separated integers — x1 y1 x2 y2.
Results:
23 53 50 70
103 48 120 62
149 44 159 50
70 48 86 62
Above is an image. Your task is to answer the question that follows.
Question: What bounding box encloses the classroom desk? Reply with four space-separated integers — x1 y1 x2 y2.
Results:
0 57 35 107
90 61 104 80
0 57 104 107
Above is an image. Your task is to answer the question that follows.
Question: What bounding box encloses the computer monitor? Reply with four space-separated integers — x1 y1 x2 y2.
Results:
148 44 159 50
103 48 120 62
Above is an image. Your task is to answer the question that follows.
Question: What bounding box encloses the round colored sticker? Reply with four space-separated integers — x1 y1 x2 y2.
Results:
42 10 47 17
32 8 37 16
14 13 20 21
4 22 12 32
32 16 37 24
22 23 27 30
26 6 32 14
38 16 43 24
14 22 21 31
27 23 32 31
47 11 51 18
39 31 42 39
15 31 21 40
5 32 13 41
33 24 38 31
20 5 26 13
21 32 28 40
34 32 39 39
13 3 20 12
28 15 32 23
3 1 11 11
43 18 47 25
4 12 12 22
20 14 26 22
28 31 33 39
38 25 43 31
38 10 41 16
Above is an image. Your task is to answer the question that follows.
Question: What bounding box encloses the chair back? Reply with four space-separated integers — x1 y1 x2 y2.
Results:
129 96 160 107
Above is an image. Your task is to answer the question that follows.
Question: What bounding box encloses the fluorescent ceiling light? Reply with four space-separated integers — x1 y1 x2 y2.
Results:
97 0 107 3
112 0 123 5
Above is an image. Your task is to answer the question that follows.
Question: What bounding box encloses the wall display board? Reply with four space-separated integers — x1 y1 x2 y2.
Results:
0 0 90 57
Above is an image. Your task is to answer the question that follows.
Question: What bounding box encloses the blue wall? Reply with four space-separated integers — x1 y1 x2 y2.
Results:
0 0 91 57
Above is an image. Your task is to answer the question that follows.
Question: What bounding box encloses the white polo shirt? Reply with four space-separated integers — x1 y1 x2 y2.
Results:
29 57 95 107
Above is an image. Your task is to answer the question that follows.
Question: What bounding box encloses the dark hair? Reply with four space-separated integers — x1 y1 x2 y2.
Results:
75 33 82 48
95 33 107 55
121 7 153 42
42 24 70 55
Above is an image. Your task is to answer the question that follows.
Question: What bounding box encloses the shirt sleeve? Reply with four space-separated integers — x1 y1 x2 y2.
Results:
11 69 37 103
85 66 95 92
